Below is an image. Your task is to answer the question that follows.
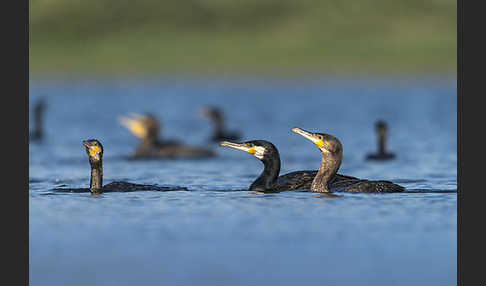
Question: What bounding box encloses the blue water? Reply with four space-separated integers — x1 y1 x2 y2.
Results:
29 75 457 286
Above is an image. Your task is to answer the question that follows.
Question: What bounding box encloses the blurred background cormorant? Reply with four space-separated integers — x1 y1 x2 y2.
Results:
366 120 396 161
200 106 241 142
119 113 215 159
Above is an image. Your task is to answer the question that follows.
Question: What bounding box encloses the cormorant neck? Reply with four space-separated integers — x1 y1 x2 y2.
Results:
212 118 226 137
32 111 44 139
378 132 387 155
249 154 281 191
311 151 341 193
89 160 103 191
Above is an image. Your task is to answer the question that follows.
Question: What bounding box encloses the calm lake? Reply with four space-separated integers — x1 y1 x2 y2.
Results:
29 74 457 286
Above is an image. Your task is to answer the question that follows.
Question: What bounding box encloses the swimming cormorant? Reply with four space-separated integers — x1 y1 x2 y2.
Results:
29 98 46 142
291 127 404 193
220 140 359 192
200 106 241 141
366 120 396 160
118 113 215 159
54 139 187 193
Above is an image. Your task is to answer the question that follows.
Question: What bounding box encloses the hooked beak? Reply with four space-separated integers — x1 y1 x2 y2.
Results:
292 127 317 143
291 127 324 148
82 140 90 148
118 113 147 138
220 141 256 154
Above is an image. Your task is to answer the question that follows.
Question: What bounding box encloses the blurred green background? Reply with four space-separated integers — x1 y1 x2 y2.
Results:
29 0 456 75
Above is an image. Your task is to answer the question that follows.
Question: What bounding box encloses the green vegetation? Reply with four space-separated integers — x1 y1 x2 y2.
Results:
30 0 456 75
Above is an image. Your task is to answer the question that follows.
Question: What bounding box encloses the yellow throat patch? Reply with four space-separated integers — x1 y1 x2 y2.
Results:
247 146 257 154
314 139 324 148
89 145 100 156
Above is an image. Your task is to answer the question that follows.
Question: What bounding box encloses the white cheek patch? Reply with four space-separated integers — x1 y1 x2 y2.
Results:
254 146 266 160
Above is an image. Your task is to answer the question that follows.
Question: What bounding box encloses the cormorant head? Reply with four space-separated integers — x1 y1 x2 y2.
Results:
199 106 223 123
220 140 278 161
82 139 103 162
118 113 160 140
375 120 388 137
291 127 342 156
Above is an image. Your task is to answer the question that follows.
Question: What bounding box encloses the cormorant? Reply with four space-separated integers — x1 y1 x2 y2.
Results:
118 113 215 159
291 127 404 193
54 139 188 193
220 140 359 192
366 120 395 160
200 106 241 141
29 98 46 142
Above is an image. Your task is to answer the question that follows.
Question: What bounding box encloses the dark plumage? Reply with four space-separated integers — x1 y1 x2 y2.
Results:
220 139 357 192
200 106 241 141
29 98 46 142
366 120 396 160
53 139 188 193
292 127 404 193
119 113 215 159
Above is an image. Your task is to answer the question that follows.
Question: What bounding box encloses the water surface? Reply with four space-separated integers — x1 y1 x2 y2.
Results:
29 75 456 286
